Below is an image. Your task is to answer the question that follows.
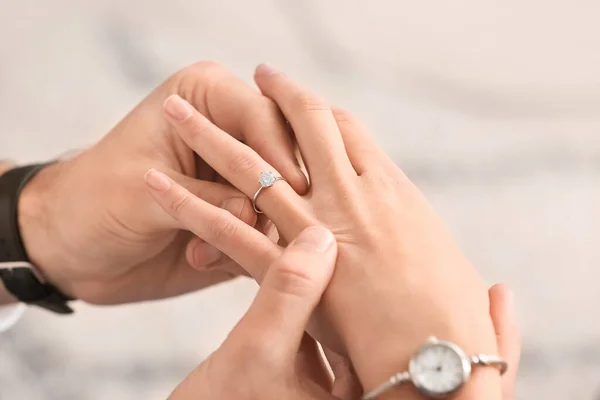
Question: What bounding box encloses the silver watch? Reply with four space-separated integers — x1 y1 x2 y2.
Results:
362 336 507 399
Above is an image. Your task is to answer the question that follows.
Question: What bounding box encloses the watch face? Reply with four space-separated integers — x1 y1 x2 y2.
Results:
409 340 471 397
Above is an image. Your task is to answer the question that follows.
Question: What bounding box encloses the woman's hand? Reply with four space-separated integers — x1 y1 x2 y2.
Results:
167 226 362 400
145 175 520 400
146 170 521 400
148 64 518 399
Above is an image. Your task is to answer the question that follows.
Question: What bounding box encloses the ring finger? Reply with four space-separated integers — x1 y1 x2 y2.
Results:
144 168 280 282
254 64 356 183
163 94 315 239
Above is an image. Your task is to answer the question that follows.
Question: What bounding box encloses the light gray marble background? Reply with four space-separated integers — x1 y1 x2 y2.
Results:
1 1 599 399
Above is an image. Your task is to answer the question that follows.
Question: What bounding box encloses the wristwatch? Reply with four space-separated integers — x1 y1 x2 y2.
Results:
0 164 73 314
362 336 507 399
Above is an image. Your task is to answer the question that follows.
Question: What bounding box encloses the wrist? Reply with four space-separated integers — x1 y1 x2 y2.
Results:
17 162 74 298
330 269 502 399
356 337 503 400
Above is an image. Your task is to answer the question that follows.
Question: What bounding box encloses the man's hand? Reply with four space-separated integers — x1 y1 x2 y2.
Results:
16 61 307 305
168 226 361 400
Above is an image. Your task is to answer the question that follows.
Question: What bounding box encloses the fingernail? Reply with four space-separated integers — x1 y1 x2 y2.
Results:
164 95 193 121
255 63 278 77
144 169 172 191
193 242 223 267
291 226 334 253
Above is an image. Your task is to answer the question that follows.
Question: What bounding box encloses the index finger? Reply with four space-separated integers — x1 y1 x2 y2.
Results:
173 62 308 194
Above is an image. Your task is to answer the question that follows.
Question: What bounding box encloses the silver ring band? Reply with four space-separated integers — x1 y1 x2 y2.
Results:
252 172 287 214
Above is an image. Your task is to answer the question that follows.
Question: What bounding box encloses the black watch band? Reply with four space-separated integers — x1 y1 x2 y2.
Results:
0 164 73 314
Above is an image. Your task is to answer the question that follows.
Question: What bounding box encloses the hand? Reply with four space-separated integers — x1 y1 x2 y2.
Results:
167 226 362 400
146 171 521 400
488 284 521 400
17 61 308 305
148 63 510 399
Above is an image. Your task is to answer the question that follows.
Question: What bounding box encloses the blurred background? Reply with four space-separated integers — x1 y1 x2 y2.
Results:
1 1 599 399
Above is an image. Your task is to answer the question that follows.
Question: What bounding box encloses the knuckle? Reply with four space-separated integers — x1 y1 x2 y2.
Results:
226 330 279 369
168 191 192 215
172 61 228 104
207 211 239 242
236 338 271 361
293 93 330 114
331 107 355 126
269 257 319 299
180 60 225 79
226 151 260 177
187 117 213 141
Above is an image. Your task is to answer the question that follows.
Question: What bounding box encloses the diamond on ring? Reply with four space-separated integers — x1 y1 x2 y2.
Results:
258 171 276 188
252 171 287 214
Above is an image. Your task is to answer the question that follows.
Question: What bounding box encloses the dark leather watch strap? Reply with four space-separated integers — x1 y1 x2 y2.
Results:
0 164 73 314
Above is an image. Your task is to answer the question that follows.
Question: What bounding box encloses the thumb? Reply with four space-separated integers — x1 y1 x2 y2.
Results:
226 226 337 363
489 284 521 400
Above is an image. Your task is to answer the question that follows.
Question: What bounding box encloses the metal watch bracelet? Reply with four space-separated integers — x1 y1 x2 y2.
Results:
362 336 507 399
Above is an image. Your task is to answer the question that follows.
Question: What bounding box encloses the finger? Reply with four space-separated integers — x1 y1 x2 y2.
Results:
177 170 256 272
163 249 237 298
489 284 521 400
323 348 363 400
331 107 391 176
186 238 224 268
186 238 252 277
163 95 313 239
227 226 337 363
94 229 238 303
144 169 252 230
144 168 280 282
172 171 257 226
254 63 356 183
175 61 308 194
295 335 334 391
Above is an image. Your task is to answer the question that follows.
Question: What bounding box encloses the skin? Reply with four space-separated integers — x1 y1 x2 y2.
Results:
145 64 521 399
3 61 308 306
147 176 521 400
0 62 520 399
167 226 363 400
159 225 518 400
